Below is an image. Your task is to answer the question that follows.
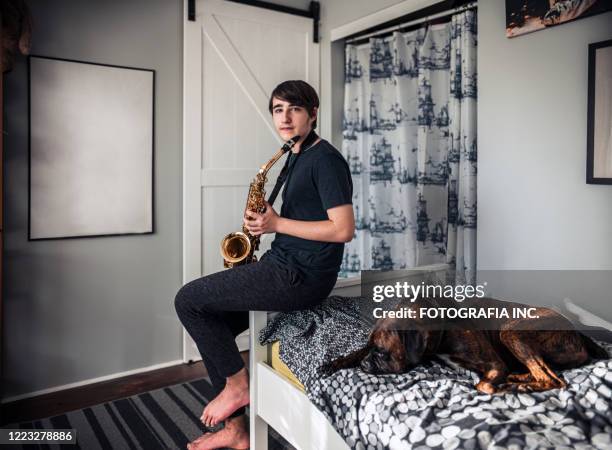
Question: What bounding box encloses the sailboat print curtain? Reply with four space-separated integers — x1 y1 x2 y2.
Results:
340 10 477 282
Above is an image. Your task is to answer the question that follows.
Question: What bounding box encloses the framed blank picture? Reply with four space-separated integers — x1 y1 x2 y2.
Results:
587 39 612 185
28 56 155 239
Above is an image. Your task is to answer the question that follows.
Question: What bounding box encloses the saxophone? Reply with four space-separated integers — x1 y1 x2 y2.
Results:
220 135 301 268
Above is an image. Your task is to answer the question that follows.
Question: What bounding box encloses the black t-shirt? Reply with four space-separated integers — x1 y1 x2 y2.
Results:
263 139 353 278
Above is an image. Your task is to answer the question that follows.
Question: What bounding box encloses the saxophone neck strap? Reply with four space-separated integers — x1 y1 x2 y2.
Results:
267 130 318 207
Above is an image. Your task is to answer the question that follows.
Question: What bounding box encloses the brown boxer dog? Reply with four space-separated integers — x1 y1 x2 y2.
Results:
323 296 608 394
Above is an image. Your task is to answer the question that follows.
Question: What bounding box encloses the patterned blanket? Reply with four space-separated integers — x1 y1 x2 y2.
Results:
259 296 612 450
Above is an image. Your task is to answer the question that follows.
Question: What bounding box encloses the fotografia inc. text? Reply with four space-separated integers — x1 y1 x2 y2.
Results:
372 306 541 320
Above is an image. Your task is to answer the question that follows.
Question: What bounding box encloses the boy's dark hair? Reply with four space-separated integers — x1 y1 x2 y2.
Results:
268 80 319 129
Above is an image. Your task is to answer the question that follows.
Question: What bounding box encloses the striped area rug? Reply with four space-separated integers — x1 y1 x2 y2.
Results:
11 378 294 450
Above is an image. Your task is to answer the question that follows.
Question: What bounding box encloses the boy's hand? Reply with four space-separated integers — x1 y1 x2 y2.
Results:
244 201 279 236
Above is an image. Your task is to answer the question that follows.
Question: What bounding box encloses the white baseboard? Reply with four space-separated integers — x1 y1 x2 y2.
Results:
1 359 184 404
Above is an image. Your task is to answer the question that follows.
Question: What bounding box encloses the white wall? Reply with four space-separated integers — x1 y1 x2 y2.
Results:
478 0 612 271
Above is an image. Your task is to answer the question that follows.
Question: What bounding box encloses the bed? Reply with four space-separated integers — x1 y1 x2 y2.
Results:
247 271 362 450
247 265 612 450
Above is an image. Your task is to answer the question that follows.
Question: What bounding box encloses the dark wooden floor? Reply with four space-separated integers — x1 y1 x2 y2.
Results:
1 351 249 425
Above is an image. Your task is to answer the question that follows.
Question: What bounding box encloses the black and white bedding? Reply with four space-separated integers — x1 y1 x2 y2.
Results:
259 296 612 450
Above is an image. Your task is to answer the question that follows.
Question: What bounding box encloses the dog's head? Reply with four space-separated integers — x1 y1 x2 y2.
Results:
360 318 429 374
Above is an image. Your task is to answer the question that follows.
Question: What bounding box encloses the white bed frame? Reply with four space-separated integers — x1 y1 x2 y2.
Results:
248 264 449 450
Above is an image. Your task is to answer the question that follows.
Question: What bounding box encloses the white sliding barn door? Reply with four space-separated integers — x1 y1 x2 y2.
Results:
182 0 319 361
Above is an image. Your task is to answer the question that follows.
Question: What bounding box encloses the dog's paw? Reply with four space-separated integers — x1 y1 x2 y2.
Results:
506 372 532 383
500 380 560 393
516 383 535 393
497 382 519 393
475 380 497 394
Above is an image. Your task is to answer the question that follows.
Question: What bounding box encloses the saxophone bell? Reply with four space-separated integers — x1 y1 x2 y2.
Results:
221 231 252 268
220 135 301 268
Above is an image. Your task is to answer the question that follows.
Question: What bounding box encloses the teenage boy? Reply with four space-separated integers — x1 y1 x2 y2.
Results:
175 80 354 450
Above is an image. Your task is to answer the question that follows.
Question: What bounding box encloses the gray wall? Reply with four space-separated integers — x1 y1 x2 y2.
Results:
3 0 184 398
1 0 395 401
6 0 611 399
478 0 612 270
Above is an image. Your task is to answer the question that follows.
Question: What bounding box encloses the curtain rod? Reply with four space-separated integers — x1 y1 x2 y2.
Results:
345 1 477 44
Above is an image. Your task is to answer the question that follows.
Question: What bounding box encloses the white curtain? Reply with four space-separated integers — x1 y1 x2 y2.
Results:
340 10 477 282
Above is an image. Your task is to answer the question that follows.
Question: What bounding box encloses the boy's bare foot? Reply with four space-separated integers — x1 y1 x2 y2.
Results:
201 367 250 427
187 414 249 450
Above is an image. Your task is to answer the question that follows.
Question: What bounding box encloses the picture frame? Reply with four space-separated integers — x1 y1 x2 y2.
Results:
505 0 612 38
28 55 155 239
587 39 612 185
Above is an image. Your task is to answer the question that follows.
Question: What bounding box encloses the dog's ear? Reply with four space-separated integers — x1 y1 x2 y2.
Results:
401 330 426 366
